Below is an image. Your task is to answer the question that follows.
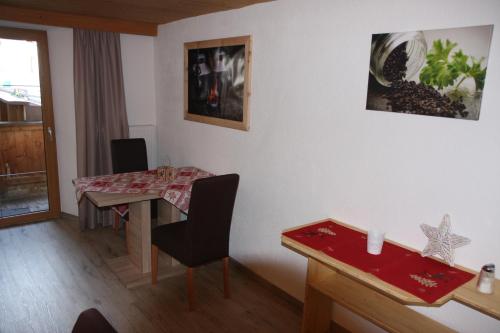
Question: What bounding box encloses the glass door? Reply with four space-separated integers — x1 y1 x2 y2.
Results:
0 27 60 226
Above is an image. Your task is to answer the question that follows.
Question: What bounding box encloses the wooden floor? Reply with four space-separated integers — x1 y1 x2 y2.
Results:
0 217 302 333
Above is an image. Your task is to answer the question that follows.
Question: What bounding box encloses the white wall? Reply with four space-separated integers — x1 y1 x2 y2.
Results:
46 27 78 216
122 34 158 169
154 0 500 332
0 21 158 215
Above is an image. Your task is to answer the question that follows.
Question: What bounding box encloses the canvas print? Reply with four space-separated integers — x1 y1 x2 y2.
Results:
184 36 251 131
366 25 493 120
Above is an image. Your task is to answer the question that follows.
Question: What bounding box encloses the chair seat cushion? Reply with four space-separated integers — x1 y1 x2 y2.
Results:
152 221 191 265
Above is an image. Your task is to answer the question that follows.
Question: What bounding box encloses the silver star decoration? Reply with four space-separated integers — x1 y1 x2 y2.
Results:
420 214 470 267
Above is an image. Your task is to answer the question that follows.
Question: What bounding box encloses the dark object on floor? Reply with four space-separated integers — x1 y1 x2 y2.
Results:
151 174 240 311
110 138 157 230
72 308 117 333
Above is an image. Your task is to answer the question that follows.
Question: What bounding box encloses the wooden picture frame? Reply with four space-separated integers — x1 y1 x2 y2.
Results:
184 35 251 131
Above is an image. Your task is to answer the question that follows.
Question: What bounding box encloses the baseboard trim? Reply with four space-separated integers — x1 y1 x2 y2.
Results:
229 258 302 308
229 257 350 333
60 212 78 221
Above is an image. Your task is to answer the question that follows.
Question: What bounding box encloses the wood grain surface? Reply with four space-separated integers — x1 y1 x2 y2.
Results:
283 217 500 319
0 217 303 333
0 123 46 174
0 1 271 36
0 27 61 228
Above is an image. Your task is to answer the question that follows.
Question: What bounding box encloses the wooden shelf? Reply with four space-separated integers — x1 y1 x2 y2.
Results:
282 217 500 332
282 236 433 305
307 259 455 333
453 276 500 320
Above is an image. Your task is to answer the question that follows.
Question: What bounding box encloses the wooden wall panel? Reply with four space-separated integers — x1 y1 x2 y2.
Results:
0 101 8 121
0 123 46 174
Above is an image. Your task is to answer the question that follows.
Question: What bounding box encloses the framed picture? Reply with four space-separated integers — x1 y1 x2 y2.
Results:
366 25 493 120
184 35 252 131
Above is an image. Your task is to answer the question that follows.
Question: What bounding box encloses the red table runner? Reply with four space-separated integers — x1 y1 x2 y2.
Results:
283 221 475 303
73 167 213 214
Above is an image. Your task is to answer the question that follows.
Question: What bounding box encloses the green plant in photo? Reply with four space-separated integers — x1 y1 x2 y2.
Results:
419 39 458 90
419 39 487 96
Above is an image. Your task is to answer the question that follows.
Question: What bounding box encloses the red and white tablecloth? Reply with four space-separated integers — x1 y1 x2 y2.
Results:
72 167 213 214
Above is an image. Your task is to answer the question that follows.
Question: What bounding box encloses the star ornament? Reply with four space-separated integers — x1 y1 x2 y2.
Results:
420 214 471 267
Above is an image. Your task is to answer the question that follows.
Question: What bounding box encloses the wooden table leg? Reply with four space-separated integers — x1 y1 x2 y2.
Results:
105 198 185 288
127 199 151 273
301 258 332 333
300 258 456 333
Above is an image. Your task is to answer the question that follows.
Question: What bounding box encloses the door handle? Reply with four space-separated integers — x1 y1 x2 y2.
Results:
47 126 54 141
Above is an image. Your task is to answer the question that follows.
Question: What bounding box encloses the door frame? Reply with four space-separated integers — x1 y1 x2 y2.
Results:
0 26 61 227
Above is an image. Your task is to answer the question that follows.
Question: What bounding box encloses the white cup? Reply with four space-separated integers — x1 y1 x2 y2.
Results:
367 229 385 255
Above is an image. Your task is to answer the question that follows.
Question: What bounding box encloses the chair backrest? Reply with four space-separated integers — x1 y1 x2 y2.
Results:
72 308 117 333
186 174 239 266
110 138 148 174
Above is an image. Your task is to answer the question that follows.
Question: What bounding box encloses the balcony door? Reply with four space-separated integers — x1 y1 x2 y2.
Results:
0 26 60 227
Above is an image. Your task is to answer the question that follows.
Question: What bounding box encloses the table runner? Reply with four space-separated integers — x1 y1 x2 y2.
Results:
72 167 213 213
283 220 475 303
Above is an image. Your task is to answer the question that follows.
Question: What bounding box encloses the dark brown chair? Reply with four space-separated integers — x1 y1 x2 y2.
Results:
110 138 157 232
111 138 148 174
72 308 117 333
151 174 239 311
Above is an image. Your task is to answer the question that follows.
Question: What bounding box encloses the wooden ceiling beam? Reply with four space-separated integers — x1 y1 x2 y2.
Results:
0 5 158 36
0 0 174 24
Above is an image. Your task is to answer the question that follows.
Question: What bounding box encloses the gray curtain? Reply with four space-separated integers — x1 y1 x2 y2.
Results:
74 29 129 230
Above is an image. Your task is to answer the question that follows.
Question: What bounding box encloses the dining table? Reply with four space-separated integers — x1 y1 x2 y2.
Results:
73 166 213 288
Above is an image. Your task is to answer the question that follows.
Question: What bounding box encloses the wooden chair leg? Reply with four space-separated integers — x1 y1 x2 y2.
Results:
113 213 120 233
125 221 129 253
187 267 195 311
223 257 230 299
151 245 158 285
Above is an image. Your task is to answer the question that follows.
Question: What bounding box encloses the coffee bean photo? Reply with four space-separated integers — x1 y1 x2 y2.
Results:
366 25 493 120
